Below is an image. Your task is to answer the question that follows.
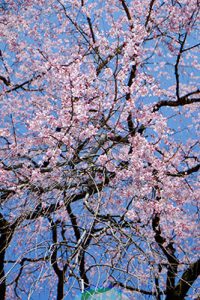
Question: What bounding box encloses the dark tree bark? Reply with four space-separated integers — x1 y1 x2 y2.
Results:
166 259 200 300
0 214 14 300
48 218 66 300
0 247 6 300
57 272 65 300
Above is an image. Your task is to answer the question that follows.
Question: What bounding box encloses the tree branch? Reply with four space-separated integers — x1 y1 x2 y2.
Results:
173 259 200 299
153 90 200 111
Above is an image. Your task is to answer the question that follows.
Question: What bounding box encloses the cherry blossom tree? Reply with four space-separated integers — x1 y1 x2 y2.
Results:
0 0 199 299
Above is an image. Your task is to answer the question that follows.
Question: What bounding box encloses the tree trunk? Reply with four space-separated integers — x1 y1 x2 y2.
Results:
0 248 6 300
57 273 64 300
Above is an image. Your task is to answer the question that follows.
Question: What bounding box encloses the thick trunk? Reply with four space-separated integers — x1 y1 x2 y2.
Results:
0 214 13 300
0 249 6 300
166 259 200 300
57 274 64 300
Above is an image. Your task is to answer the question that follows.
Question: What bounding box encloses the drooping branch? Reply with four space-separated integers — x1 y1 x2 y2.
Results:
25 173 114 221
